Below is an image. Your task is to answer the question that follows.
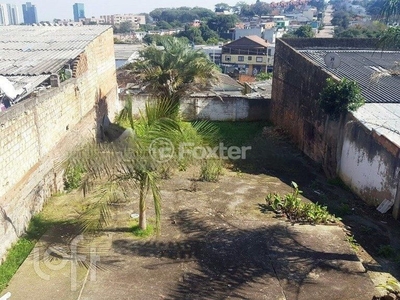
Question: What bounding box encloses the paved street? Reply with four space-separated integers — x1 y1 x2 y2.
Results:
316 5 334 38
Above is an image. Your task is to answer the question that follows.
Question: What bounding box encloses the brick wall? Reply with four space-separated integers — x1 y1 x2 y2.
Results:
0 28 119 261
271 39 343 177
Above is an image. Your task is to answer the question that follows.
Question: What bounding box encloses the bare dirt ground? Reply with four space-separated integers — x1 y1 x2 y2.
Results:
5 124 400 300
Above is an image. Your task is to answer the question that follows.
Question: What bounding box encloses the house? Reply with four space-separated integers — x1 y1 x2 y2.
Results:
0 25 119 261
221 35 274 77
271 38 400 219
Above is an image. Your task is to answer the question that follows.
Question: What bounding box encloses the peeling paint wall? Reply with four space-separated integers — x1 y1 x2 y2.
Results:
125 95 270 121
339 121 400 212
271 38 400 219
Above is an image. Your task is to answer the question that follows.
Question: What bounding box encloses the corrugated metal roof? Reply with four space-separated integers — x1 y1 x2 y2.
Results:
352 103 400 147
299 50 400 104
0 25 111 76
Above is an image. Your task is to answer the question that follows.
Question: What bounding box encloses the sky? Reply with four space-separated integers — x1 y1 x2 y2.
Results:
10 0 261 22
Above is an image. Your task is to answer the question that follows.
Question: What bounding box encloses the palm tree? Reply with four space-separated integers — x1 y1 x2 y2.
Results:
378 0 400 50
72 99 182 234
129 37 220 110
381 0 400 22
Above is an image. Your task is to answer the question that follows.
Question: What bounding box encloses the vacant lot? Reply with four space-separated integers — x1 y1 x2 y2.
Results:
4 122 400 300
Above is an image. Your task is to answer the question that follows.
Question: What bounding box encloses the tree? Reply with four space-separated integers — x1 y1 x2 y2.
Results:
207 15 239 33
176 26 205 44
129 37 220 108
72 100 182 233
215 2 231 12
331 10 350 29
252 1 272 16
381 0 400 22
116 21 133 33
377 0 400 49
283 25 315 38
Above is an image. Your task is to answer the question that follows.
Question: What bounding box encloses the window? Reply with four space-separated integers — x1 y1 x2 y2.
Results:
238 56 244 62
268 49 272 56
225 55 231 62
256 57 263 62
248 56 252 61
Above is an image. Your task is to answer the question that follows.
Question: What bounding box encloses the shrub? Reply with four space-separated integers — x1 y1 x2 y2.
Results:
199 159 223 182
265 182 340 224
319 78 365 120
64 163 85 191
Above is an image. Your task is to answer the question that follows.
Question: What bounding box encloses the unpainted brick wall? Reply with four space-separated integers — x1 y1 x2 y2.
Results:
0 28 118 261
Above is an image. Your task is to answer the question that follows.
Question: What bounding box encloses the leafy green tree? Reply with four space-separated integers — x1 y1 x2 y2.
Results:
116 21 133 33
215 2 231 12
377 0 400 49
200 24 219 42
335 22 386 38
72 100 182 233
207 15 239 33
377 26 400 49
252 1 272 16
235 1 255 17
130 37 220 108
156 20 172 30
331 10 350 29
283 25 315 38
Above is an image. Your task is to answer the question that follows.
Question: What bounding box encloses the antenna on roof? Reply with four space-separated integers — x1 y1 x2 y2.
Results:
324 52 341 69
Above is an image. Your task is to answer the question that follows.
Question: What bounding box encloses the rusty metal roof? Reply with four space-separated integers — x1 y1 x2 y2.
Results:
0 26 111 76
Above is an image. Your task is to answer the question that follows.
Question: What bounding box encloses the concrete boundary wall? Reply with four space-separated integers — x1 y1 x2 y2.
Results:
126 95 270 121
271 39 400 219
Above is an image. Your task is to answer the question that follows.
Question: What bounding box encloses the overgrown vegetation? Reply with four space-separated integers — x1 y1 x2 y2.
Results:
199 158 223 182
264 182 340 224
256 72 273 81
64 163 85 192
319 78 365 120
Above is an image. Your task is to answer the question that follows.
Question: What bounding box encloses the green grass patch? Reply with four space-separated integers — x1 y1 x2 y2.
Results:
0 215 51 292
131 223 154 238
211 121 271 147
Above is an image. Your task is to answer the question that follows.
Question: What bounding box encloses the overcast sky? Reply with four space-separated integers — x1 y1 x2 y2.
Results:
11 0 261 22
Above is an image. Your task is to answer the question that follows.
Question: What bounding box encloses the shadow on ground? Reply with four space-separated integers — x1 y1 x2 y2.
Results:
113 209 372 299
216 122 400 286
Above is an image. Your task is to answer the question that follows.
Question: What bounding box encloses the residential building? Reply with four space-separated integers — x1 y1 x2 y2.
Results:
22 2 37 24
0 4 9 25
73 3 85 22
7 4 20 24
221 35 274 76
100 14 146 29
234 28 263 40
194 45 222 65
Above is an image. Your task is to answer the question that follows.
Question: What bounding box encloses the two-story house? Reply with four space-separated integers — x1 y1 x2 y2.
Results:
221 35 273 76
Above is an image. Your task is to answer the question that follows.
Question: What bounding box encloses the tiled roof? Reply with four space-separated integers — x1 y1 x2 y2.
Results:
243 35 270 48
300 50 400 103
